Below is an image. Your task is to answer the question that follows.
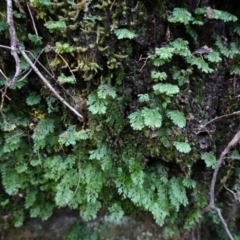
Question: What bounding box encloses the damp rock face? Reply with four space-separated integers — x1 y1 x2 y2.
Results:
4 208 193 240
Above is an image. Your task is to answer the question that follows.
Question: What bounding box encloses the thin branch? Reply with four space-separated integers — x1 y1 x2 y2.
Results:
27 50 55 79
18 49 44 82
208 130 240 208
204 130 240 240
0 44 11 50
0 69 8 80
138 55 148 72
201 111 240 129
26 2 39 37
54 51 77 83
110 0 116 10
0 86 8 122
18 47 84 119
0 87 11 101
6 0 21 86
215 207 235 240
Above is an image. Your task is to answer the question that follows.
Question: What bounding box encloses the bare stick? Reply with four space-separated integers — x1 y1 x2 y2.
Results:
6 0 21 86
215 208 234 240
18 49 44 82
0 88 11 101
208 130 240 208
54 51 77 83
201 111 240 129
26 2 39 37
205 130 240 240
0 44 11 50
19 48 84 119
0 69 8 80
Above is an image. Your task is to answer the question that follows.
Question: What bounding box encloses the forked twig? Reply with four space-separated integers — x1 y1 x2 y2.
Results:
205 130 240 240
19 48 84 119
200 111 240 129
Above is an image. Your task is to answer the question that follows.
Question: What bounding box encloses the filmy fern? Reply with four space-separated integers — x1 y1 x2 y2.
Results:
201 152 217 168
128 108 162 130
173 141 191 153
167 110 186 128
114 28 137 39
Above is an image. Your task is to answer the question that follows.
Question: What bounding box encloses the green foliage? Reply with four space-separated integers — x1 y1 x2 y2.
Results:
59 125 78 146
108 203 124 221
26 92 41 106
128 108 162 130
1 1 240 237
201 152 217 168
55 42 74 54
32 119 55 151
114 28 137 39
184 209 202 229
187 57 213 73
215 35 239 58
97 84 117 99
168 8 192 24
153 83 179 95
57 73 75 84
151 71 167 81
28 33 43 45
167 110 186 128
44 20 67 33
204 51 222 63
87 92 108 114
173 142 191 153
169 177 188 211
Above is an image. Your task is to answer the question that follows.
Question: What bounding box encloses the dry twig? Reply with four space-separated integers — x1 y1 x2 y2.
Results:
19 48 84 119
205 130 240 240
6 0 21 86
200 111 240 129
26 2 39 37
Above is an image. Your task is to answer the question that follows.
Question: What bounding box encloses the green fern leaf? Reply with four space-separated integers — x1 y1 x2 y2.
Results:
151 71 167 81
57 73 75 84
167 110 186 128
108 203 124 221
155 47 175 60
32 119 55 150
97 84 116 99
26 92 41 106
184 209 202 229
44 20 67 33
212 9 237 22
182 178 196 188
87 92 107 114
74 129 91 140
141 108 162 129
89 145 108 160
168 8 192 24
204 51 222 63
114 28 137 39
153 83 179 95
138 94 150 102
55 42 74 53
201 152 217 168
169 39 191 57
173 141 191 153
169 177 188 211
128 110 145 130
187 57 213 73
59 125 77 146
128 108 162 130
